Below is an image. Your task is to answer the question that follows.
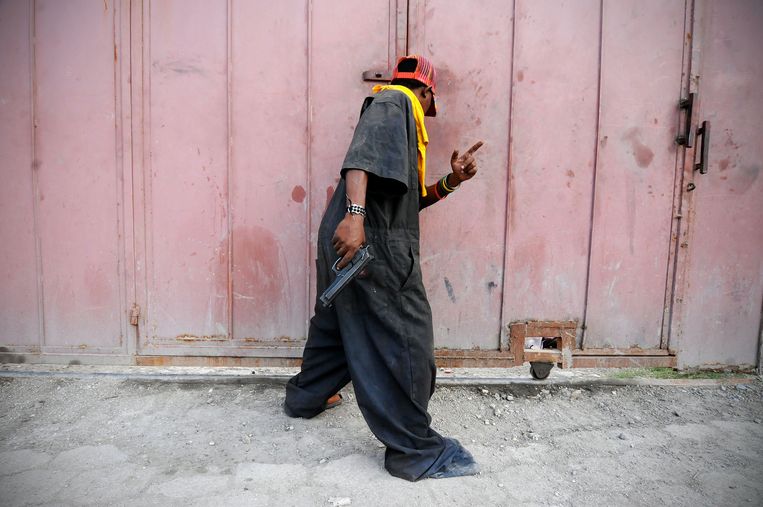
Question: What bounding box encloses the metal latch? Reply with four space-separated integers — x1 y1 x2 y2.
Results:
675 93 695 147
362 69 391 82
129 304 140 326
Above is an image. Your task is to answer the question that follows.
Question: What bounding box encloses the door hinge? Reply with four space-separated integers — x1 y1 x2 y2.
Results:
129 304 141 326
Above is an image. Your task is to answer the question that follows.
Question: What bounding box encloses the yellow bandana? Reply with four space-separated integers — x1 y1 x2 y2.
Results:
372 84 429 196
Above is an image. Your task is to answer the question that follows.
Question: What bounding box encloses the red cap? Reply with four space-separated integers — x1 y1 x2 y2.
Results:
392 55 437 116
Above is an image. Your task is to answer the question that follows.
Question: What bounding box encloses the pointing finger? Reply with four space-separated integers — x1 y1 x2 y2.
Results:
451 150 459 163
466 141 484 155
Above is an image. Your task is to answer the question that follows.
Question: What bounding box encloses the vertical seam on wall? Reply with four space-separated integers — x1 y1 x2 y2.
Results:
113 2 127 348
580 0 605 348
305 0 314 339
661 0 693 351
143 0 153 341
405 0 410 54
127 0 140 354
498 0 517 351
226 0 234 339
29 0 46 348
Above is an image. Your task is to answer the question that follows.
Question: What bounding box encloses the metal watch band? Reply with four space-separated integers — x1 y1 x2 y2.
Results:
347 203 367 217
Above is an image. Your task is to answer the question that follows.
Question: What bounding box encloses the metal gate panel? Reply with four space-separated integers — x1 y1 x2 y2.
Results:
33 0 127 351
140 0 231 344
407 0 513 349
675 0 763 367
0 0 40 348
230 0 310 343
501 0 601 337
583 0 687 349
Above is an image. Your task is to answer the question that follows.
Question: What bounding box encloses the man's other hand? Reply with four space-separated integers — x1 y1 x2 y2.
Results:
332 214 366 269
449 141 484 184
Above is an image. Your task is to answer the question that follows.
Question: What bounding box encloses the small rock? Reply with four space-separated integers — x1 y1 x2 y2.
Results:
494 409 502 417
721 385 727 391
618 433 627 440
377 443 385 448
481 389 490 396
209 441 215 446
484 419 491 425
571 390 583 399
673 410 681 417
506 395 515 401
754 419 761 424
498 483 504 488
444 369 453 374
611 390 617 395
735 384 748 391
489 403 497 409
541 389 550 395
328 497 351 506
285 425 294 432
319 458 328 464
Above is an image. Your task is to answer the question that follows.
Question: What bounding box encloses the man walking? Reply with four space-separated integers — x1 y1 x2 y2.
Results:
285 55 483 481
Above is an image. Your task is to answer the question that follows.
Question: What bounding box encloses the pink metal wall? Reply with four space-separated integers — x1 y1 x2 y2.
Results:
1 0 761 368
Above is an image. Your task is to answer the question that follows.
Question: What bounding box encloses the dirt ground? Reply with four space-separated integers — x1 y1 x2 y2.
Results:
1 373 761 506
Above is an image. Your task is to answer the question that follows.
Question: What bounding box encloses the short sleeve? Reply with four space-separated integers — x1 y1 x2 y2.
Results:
341 99 410 196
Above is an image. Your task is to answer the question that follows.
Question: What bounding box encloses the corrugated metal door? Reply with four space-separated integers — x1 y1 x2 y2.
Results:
133 0 405 357
0 0 132 357
582 0 688 350
409 0 689 352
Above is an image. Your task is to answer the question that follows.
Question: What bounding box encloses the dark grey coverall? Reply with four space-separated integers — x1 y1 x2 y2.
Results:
285 89 462 481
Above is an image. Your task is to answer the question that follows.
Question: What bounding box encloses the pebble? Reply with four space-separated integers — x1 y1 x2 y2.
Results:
506 395 514 401
285 425 294 432
484 419 491 425
735 384 748 391
209 441 215 446
481 389 490 395
754 419 761 424
673 410 681 417
319 458 328 464
618 433 627 440
498 483 504 488
328 497 351 506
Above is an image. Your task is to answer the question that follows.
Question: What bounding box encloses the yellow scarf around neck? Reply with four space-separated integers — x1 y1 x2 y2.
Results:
372 84 429 196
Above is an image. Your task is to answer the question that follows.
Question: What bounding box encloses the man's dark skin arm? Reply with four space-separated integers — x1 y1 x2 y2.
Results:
332 169 367 269
419 141 484 210
332 140 484 267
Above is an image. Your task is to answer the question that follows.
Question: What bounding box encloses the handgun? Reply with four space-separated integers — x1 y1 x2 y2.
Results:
319 245 374 308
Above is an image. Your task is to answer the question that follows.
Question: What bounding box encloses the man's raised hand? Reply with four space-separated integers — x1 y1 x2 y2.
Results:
450 141 484 184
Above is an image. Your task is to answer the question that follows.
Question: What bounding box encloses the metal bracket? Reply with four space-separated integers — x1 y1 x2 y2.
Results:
129 304 141 326
362 69 392 82
675 93 695 147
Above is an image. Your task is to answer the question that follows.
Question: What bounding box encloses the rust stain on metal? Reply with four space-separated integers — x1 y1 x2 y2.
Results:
175 334 228 342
